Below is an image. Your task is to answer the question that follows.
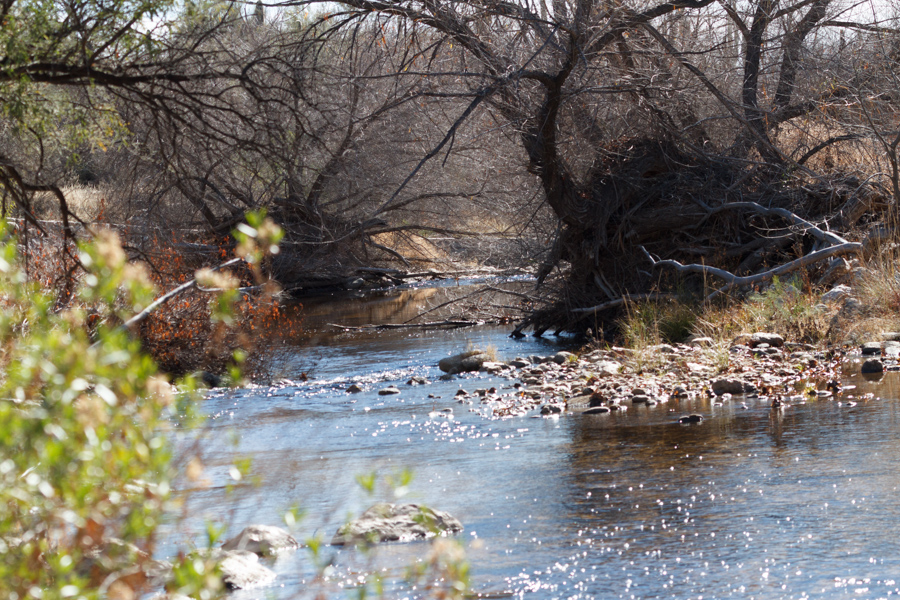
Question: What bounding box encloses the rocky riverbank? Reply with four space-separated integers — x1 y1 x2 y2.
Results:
434 331 900 419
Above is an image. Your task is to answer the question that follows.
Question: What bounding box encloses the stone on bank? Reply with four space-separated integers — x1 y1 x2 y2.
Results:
439 350 487 374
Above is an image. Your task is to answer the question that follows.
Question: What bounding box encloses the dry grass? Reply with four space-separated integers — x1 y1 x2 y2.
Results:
32 185 111 222
371 231 449 265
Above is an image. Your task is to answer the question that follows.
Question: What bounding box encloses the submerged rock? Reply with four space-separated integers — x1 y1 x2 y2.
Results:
439 350 486 374
332 503 463 546
221 525 300 556
861 359 884 374
218 551 277 590
678 414 703 424
346 384 363 393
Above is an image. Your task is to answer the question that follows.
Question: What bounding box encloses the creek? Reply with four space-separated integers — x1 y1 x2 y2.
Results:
166 280 900 600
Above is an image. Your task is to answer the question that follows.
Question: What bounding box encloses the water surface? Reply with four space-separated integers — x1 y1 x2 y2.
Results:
166 286 900 600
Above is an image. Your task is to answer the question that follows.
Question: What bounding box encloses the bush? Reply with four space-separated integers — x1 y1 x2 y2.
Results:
0 225 221 600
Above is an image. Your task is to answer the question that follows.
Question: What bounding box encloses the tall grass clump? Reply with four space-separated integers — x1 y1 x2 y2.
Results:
619 300 697 348
695 276 834 346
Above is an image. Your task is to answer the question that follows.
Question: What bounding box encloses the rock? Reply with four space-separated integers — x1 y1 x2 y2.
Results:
218 551 277 590
406 376 429 385
678 414 703 424
860 342 882 356
840 297 863 316
583 406 610 414
221 525 299 556
553 351 576 364
455 389 468 397
749 333 784 348
378 386 401 395
346 384 363 393
540 404 563 415
631 395 651 404
331 503 463 546
480 361 506 374
439 350 486 374
593 360 622 377
672 385 689 397
861 359 884 374
650 344 676 354
882 332 900 342
822 284 853 304
508 358 531 368
690 337 714 347
192 370 223 388
732 333 753 347
711 378 756 395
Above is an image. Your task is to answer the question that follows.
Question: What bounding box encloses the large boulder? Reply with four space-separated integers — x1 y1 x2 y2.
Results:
331 503 463 546
439 351 486 374
221 525 299 556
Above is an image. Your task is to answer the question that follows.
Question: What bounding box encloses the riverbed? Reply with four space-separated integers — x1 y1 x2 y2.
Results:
166 283 900 600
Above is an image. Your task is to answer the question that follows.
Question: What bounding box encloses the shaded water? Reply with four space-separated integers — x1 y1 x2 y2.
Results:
168 285 900 600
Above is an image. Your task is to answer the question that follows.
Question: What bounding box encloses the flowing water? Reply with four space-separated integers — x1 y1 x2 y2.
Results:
166 282 900 600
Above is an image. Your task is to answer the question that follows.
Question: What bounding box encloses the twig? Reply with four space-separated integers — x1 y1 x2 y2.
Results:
92 257 245 348
708 201 849 245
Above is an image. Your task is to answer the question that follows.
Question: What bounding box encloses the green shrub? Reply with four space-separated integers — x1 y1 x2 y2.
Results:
0 225 222 600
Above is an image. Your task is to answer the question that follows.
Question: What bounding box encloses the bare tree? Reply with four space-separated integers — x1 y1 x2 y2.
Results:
275 0 898 334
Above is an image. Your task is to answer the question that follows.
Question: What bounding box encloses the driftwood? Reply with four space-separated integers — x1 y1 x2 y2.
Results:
641 243 863 301
329 320 482 331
